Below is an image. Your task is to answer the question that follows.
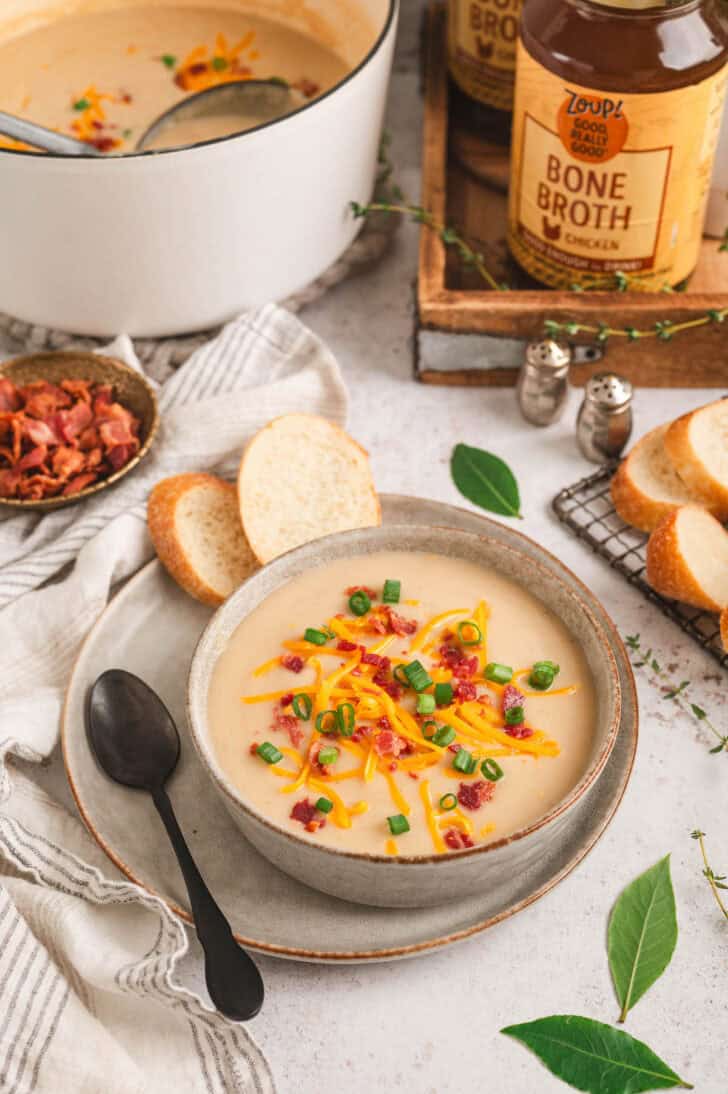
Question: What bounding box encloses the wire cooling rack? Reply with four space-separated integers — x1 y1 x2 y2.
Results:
552 465 728 671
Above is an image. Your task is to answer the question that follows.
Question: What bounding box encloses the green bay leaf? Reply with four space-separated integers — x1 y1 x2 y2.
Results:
501 1015 692 1093
450 443 522 519
608 855 678 1023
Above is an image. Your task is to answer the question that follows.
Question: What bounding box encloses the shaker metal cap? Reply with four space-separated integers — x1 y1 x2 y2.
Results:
584 372 633 410
525 339 571 371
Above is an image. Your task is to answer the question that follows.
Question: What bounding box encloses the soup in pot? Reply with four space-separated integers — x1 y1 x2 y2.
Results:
0 3 351 153
208 552 597 857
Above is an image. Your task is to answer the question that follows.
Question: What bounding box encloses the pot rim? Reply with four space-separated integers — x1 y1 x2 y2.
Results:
0 0 398 163
187 521 623 868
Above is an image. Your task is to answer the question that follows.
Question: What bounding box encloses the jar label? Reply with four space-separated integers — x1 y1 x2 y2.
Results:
448 0 521 110
508 44 728 289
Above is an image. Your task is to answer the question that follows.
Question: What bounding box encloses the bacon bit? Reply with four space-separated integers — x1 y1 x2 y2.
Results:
0 377 142 501
374 730 409 758
272 711 303 748
408 771 420 780
382 681 403 700
292 77 320 98
502 684 525 712
361 651 386 667
505 724 534 739
448 742 462 753
454 681 477 702
388 762 398 772
249 742 260 755
444 828 474 850
387 609 418 637
377 716 392 730
439 645 463 667
457 780 495 811
452 655 479 680
336 640 358 652
280 654 304 674
346 585 377 598
290 798 318 827
279 693 294 708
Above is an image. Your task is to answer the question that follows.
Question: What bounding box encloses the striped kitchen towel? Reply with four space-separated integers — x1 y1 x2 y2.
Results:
0 305 349 1093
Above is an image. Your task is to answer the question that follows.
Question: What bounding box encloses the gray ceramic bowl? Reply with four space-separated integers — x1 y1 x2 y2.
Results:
187 524 621 908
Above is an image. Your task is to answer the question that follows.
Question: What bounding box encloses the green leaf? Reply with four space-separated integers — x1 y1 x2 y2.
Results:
450 443 522 519
501 1015 692 1093
608 856 678 1023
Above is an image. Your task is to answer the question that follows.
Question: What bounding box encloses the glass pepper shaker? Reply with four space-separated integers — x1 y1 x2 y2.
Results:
576 373 633 463
516 340 571 426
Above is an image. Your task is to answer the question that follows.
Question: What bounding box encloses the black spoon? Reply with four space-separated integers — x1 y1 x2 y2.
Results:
87 669 264 1021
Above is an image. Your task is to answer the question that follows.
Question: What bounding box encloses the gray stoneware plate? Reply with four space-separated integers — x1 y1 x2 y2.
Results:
62 494 638 963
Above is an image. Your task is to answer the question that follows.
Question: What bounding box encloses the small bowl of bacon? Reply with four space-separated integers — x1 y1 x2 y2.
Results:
0 350 159 509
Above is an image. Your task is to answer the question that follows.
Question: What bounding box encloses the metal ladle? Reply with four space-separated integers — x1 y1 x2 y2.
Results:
0 79 298 156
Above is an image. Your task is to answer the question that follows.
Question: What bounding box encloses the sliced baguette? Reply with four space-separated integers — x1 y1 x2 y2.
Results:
148 473 258 606
238 414 381 564
611 423 699 532
721 607 728 654
664 399 728 522
646 504 728 612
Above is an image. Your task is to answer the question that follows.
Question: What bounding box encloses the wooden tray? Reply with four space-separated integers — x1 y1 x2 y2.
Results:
417 3 728 386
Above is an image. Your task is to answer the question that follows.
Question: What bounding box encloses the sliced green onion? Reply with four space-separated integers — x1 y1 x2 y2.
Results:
421 720 438 740
382 579 401 604
403 660 433 692
529 661 560 690
504 705 525 726
416 693 436 716
160 54 177 68
434 681 453 707
211 55 228 70
387 813 410 836
457 620 482 646
432 725 456 747
315 796 334 814
315 710 338 734
256 742 282 764
292 694 312 721
453 748 476 774
336 702 356 737
304 627 328 646
318 746 339 766
348 590 371 616
73 97 91 111
484 662 513 685
439 792 457 811
322 626 336 639
481 758 504 781
393 665 411 688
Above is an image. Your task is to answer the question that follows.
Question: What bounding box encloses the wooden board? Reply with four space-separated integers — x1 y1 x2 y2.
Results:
417 3 728 386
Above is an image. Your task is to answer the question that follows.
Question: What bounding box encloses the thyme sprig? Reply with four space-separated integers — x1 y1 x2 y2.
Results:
352 150 728 345
690 830 728 921
625 634 727 755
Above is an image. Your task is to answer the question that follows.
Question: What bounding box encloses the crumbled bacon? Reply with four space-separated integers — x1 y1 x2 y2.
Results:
361 651 387 667
345 585 377 599
280 654 304 674
272 711 303 748
377 716 392 730
292 77 321 99
452 655 479 680
387 609 418 637
290 798 318 827
444 828 474 850
502 684 525 713
279 693 294 708
336 640 358 652
374 729 409 758
0 376 142 501
454 681 477 703
505 724 534 740
457 780 495 811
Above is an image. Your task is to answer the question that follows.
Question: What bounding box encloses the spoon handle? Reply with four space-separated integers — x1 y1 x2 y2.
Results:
151 784 264 1021
0 111 102 156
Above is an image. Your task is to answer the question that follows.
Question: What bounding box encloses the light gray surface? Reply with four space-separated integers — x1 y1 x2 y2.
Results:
5 3 726 1090
63 501 634 944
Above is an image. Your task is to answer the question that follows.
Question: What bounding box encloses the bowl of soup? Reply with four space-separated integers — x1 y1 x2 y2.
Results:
187 523 622 908
0 0 397 335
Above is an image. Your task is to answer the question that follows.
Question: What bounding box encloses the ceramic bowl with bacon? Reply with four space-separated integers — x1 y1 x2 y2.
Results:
0 350 159 510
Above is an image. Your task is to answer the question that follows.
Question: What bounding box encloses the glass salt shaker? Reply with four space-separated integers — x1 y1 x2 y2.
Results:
516 340 571 426
576 373 633 463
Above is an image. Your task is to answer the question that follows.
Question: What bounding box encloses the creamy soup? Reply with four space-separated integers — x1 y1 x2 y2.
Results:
209 552 597 857
0 4 349 153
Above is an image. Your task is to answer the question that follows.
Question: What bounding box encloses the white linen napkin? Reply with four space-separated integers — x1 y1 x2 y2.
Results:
0 304 349 1093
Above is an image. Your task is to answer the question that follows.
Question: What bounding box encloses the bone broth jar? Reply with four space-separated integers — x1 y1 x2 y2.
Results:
508 0 728 290
448 0 521 147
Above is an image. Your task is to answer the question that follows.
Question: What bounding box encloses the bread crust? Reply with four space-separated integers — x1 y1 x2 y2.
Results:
664 403 728 522
148 473 249 607
238 414 381 565
646 506 727 612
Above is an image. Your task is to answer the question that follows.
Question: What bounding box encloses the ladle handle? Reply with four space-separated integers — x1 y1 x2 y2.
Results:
0 111 102 156
151 784 264 1021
